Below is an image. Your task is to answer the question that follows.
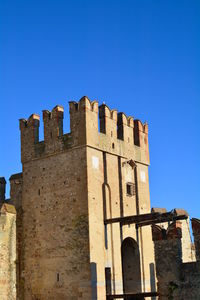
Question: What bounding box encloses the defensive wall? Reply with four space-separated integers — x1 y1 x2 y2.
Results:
152 218 200 300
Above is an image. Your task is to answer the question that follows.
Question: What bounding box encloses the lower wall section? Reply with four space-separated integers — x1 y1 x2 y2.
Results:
152 221 200 300
0 204 16 300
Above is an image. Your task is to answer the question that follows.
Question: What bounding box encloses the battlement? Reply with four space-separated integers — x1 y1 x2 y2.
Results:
152 214 200 263
152 221 182 241
69 96 98 113
19 96 149 163
152 218 200 299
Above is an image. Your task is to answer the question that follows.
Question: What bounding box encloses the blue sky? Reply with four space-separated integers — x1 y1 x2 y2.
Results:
0 0 200 217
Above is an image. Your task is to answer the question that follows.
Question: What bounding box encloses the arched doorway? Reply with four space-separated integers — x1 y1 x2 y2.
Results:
121 237 142 293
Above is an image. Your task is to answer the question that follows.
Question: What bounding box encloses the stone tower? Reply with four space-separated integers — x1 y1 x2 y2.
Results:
17 96 155 299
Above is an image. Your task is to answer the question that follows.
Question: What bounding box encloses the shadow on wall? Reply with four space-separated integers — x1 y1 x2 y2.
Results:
150 263 156 300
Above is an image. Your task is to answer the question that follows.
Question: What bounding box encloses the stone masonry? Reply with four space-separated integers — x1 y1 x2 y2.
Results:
152 220 200 299
0 96 199 300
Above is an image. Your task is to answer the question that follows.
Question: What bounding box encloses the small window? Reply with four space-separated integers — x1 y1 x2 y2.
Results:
126 183 135 196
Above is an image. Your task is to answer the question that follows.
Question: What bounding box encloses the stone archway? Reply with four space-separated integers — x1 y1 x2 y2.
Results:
121 237 142 293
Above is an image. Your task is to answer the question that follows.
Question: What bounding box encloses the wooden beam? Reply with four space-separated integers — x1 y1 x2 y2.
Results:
104 210 188 227
106 291 158 299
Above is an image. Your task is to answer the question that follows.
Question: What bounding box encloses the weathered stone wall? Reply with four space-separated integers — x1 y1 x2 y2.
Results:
180 261 200 300
0 204 16 300
152 208 195 263
152 221 183 300
20 148 91 300
9 173 23 300
152 220 200 300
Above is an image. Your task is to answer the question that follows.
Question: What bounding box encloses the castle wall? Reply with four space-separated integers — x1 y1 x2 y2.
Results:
21 148 92 300
180 261 200 299
152 222 183 300
152 208 195 263
0 204 16 300
9 173 23 300
152 221 200 300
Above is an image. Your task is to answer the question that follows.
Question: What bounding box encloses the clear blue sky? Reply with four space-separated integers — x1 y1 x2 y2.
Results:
0 0 200 218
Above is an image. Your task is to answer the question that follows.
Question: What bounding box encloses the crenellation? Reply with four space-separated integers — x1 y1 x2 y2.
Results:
19 97 149 166
166 221 182 240
134 119 148 142
0 177 6 204
19 114 40 163
69 96 98 112
99 104 118 138
69 96 98 146
152 221 183 241
117 112 134 143
134 119 149 162
43 105 64 153
9 173 23 211
152 224 166 241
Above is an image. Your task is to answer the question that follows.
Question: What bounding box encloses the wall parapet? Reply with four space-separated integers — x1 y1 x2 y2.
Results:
19 96 149 164
152 221 182 241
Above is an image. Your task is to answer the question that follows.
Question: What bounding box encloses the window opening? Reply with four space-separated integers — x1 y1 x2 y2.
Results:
126 183 135 196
